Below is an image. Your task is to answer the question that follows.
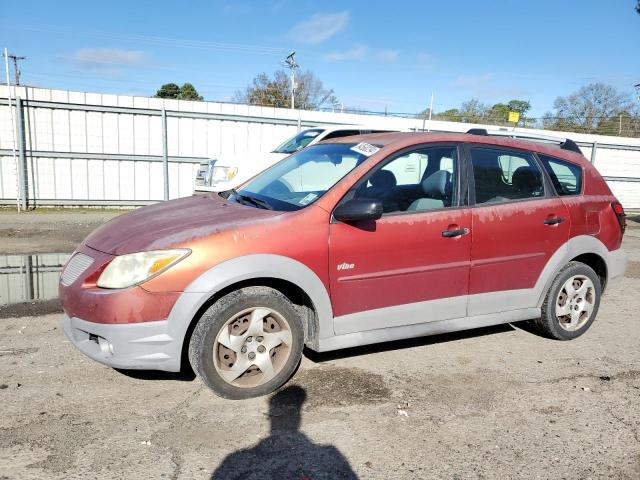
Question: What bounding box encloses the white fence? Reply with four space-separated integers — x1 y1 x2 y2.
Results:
1 86 639 209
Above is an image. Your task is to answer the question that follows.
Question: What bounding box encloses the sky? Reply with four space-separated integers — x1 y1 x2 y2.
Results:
1 0 639 118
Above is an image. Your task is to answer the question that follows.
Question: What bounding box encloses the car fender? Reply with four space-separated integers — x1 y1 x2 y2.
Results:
534 234 620 306
165 254 333 356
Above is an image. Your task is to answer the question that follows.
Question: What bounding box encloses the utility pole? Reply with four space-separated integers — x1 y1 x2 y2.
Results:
8 54 26 85
283 51 298 110
3 47 20 211
421 92 434 132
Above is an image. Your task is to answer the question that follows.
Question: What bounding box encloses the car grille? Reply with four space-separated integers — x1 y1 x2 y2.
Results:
60 253 94 286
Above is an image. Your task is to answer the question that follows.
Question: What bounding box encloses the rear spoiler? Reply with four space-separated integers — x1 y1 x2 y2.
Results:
466 128 582 154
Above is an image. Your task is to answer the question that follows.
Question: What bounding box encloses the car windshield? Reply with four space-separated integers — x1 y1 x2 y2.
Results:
272 128 324 154
236 143 371 211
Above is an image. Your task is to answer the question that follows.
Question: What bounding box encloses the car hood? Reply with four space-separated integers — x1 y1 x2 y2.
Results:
84 194 283 255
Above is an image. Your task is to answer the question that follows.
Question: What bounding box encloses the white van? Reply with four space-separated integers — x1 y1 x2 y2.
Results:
194 125 396 193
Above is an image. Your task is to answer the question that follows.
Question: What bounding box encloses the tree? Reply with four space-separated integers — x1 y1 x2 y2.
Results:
155 83 180 99
178 83 203 101
542 83 633 134
233 69 338 110
154 83 203 101
487 103 510 123
433 108 460 121
636 0 639 14
458 99 490 122
507 100 531 116
485 100 532 125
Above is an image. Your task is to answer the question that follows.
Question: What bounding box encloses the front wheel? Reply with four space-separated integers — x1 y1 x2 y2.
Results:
188 286 304 399
535 261 602 340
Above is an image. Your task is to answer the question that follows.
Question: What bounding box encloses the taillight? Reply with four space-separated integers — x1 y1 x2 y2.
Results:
611 201 626 234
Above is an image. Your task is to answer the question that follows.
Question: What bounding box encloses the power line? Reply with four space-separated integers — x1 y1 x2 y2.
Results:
10 25 288 56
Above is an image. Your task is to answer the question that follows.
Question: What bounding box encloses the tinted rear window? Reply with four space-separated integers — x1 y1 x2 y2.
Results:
539 155 583 196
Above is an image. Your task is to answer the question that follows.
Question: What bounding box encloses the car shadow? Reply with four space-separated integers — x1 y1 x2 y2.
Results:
210 385 358 479
114 368 196 381
304 323 516 363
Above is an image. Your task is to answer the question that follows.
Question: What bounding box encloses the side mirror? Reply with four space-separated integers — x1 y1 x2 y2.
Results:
333 198 383 223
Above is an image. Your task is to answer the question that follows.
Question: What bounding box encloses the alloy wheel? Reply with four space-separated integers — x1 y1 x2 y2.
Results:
213 307 293 388
555 275 596 332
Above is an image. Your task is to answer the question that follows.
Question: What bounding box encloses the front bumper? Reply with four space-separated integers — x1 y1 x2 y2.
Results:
62 315 182 372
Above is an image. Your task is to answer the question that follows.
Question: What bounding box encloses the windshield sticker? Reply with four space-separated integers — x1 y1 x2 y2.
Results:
299 193 318 205
350 142 381 157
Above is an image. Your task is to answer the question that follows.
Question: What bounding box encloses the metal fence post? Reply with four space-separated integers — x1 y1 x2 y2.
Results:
590 142 598 165
16 96 28 210
161 108 169 201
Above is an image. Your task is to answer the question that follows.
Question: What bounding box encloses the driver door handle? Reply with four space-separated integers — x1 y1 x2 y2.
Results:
543 217 564 225
442 227 470 238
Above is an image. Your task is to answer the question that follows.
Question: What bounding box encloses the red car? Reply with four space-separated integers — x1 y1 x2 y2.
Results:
59 132 627 399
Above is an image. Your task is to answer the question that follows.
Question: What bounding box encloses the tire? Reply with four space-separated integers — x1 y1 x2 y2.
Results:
188 286 304 400
534 261 602 340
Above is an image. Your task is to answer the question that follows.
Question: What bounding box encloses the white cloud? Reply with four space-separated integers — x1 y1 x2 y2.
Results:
288 11 350 44
324 45 368 61
324 46 399 62
71 48 148 69
375 49 400 62
454 73 493 88
416 52 434 69
453 73 529 99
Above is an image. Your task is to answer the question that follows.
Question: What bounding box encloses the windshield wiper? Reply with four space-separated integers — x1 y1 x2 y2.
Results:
231 189 273 210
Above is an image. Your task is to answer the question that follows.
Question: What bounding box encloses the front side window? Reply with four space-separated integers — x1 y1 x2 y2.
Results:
347 146 458 214
272 128 324 154
471 147 544 204
238 143 370 211
539 154 582 196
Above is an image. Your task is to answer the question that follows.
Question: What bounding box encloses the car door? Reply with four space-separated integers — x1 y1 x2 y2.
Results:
328 144 472 335
467 146 571 316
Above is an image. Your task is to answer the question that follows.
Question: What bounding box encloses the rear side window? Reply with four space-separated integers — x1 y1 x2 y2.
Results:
471 147 544 204
538 155 583 196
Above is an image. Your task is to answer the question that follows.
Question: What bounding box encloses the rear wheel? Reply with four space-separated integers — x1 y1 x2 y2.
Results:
188 286 304 399
535 261 601 340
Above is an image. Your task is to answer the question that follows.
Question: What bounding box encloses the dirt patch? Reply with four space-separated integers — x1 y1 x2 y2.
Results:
0 299 62 320
0 347 38 357
0 209 123 255
0 415 99 474
291 366 392 409
534 405 564 415
625 261 640 279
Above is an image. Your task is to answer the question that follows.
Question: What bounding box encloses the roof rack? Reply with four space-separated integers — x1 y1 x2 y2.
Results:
466 128 583 154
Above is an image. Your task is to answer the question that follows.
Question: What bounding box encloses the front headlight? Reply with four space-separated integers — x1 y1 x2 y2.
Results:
96 249 190 289
209 166 238 185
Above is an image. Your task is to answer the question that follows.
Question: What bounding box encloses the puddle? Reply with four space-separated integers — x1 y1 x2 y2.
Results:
0 253 70 309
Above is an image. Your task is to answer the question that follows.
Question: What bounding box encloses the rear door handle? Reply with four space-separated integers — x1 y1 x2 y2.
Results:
442 227 470 238
543 217 564 225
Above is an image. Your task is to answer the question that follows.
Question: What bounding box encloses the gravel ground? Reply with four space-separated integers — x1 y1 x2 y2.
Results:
0 211 639 479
